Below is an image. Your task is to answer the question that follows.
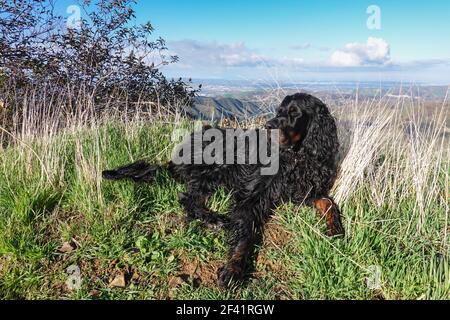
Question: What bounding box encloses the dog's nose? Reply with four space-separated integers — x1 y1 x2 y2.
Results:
265 119 278 129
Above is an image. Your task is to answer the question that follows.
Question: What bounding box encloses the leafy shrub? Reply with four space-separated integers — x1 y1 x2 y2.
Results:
0 0 199 117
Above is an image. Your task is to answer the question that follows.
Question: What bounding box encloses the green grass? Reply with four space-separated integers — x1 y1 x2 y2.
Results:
0 119 448 300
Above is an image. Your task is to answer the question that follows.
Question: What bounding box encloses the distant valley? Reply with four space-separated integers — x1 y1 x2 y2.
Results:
188 79 449 120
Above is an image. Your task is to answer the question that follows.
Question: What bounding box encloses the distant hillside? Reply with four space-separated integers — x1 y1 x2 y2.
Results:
186 96 266 120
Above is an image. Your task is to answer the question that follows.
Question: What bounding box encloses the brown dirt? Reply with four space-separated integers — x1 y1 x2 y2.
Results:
41 209 86 243
168 253 223 290
167 221 294 292
255 222 298 299
0 254 10 277
44 256 142 298
43 215 295 297
263 221 292 249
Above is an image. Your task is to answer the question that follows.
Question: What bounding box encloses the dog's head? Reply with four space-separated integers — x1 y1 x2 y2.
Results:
266 93 339 156
266 93 315 149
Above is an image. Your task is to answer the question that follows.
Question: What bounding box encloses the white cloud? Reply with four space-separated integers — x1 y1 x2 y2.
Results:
330 37 391 67
330 51 361 67
168 40 268 68
398 58 450 69
162 38 450 81
169 38 393 71
219 51 264 67
167 39 309 72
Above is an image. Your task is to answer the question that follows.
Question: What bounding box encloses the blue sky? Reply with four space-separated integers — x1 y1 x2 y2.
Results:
64 0 450 83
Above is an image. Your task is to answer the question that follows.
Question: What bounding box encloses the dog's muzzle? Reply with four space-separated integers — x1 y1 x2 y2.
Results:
265 117 283 129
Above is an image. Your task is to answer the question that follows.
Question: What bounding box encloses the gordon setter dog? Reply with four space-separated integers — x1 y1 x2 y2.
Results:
102 93 344 288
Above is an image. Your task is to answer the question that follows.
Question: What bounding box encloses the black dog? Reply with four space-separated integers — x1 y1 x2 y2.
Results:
103 93 344 287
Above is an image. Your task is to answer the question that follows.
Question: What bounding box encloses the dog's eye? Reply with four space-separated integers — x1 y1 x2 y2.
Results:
290 110 300 117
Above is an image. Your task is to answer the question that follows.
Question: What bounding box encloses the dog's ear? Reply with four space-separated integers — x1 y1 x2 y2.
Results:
280 94 294 108
289 112 311 150
301 101 339 165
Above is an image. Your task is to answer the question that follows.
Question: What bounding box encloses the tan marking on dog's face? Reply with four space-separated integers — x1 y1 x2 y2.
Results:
289 131 302 143
279 132 289 146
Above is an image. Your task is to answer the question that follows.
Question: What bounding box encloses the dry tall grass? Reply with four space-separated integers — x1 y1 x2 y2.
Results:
332 90 449 247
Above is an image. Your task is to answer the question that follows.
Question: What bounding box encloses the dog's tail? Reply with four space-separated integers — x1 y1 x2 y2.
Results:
102 160 160 183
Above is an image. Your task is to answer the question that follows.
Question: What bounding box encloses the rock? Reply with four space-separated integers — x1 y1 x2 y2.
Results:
109 273 126 288
131 272 140 281
58 241 76 253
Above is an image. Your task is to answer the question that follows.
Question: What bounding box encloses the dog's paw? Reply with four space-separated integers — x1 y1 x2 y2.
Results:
178 192 189 203
102 170 120 180
217 263 244 288
327 224 345 238
204 216 229 232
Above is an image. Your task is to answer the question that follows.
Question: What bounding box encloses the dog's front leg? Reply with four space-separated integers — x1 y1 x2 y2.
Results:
218 196 273 288
179 191 229 230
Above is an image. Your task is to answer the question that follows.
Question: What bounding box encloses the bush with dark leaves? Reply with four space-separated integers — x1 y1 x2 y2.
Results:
0 0 199 120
